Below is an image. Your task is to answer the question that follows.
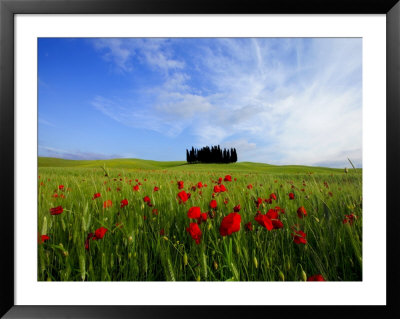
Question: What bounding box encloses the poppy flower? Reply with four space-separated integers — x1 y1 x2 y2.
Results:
143 196 151 203
177 181 184 189
191 186 197 191
219 212 241 236
92 192 101 200
270 193 277 201
289 193 295 200
152 208 158 215
307 274 326 281
187 206 201 219
264 198 272 204
218 177 223 184
120 199 128 208
160 229 165 236
177 190 189 203
343 213 357 225
214 185 221 193
292 229 307 244
85 232 95 250
272 219 284 229
94 226 108 239
233 204 241 212
200 212 208 223
245 222 253 231
220 184 227 192
255 197 263 209
153 186 159 191
247 184 253 190
133 184 140 191
50 206 63 215
224 175 232 182
254 214 273 230
266 209 279 220
197 182 203 188
39 235 50 243
58 185 64 190
210 200 217 209
186 222 202 244
103 200 112 208
52 193 58 198
297 206 307 218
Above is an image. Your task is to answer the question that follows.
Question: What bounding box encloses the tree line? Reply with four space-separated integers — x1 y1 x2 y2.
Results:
186 145 238 164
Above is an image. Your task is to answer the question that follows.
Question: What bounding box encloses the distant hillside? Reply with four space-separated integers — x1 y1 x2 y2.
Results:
38 157 356 175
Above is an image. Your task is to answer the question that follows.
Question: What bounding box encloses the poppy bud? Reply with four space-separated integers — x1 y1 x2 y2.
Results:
163 236 168 241
253 256 258 269
128 236 133 241
301 269 307 281
279 271 285 281
183 253 188 266
63 251 69 257
213 260 218 270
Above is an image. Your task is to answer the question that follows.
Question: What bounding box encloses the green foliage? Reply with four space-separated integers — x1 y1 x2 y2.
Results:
37 159 362 281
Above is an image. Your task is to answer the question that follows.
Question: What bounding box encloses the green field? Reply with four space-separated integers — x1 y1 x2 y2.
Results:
38 157 362 281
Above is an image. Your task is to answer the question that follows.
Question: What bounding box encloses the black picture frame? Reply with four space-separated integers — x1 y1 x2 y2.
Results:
1 0 399 318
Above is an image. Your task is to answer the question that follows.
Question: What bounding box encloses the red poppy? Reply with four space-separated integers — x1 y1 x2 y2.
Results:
214 185 221 193
120 199 128 208
50 206 63 215
224 175 232 182
58 185 64 190
92 192 101 200
85 232 95 250
219 212 241 236
220 184 227 192
289 192 295 200
186 222 202 244
177 190 189 203
270 193 277 201
103 200 112 208
343 213 357 225
143 196 151 203
52 193 58 198
200 212 208 222
152 208 158 215
94 226 108 239
133 184 140 191
275 206 285 214
210 200 217 209
297 206 307 218
153 186 159 191
191 185 197 191
39 235 50 243
254 213 273 230
218 177 223 184
272 219 284 229
197 182 203 188
160 229 165 236
177 181 184 189
187 206 201 219
264 198 272 204
233 204 241 212
247 184 253 190
255 197 263 209
266 209 279 220
307 274 326 281
245 222 253 231
292 229 307 244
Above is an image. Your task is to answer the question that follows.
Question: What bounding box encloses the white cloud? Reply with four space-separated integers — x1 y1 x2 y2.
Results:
91 38 362 168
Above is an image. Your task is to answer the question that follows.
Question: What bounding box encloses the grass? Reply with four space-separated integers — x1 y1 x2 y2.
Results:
38 157 362 281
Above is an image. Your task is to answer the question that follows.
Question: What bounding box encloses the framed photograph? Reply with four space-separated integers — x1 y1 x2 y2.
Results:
1 0 399 318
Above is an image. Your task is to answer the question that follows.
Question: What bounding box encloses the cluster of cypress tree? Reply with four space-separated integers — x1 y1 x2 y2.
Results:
186 145 238 164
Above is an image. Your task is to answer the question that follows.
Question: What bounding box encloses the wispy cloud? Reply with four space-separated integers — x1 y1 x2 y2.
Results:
89 38 362 168
38 118 55 127
38 145 133 161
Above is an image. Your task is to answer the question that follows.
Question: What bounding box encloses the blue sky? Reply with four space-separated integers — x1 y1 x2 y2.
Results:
38 38 362 168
